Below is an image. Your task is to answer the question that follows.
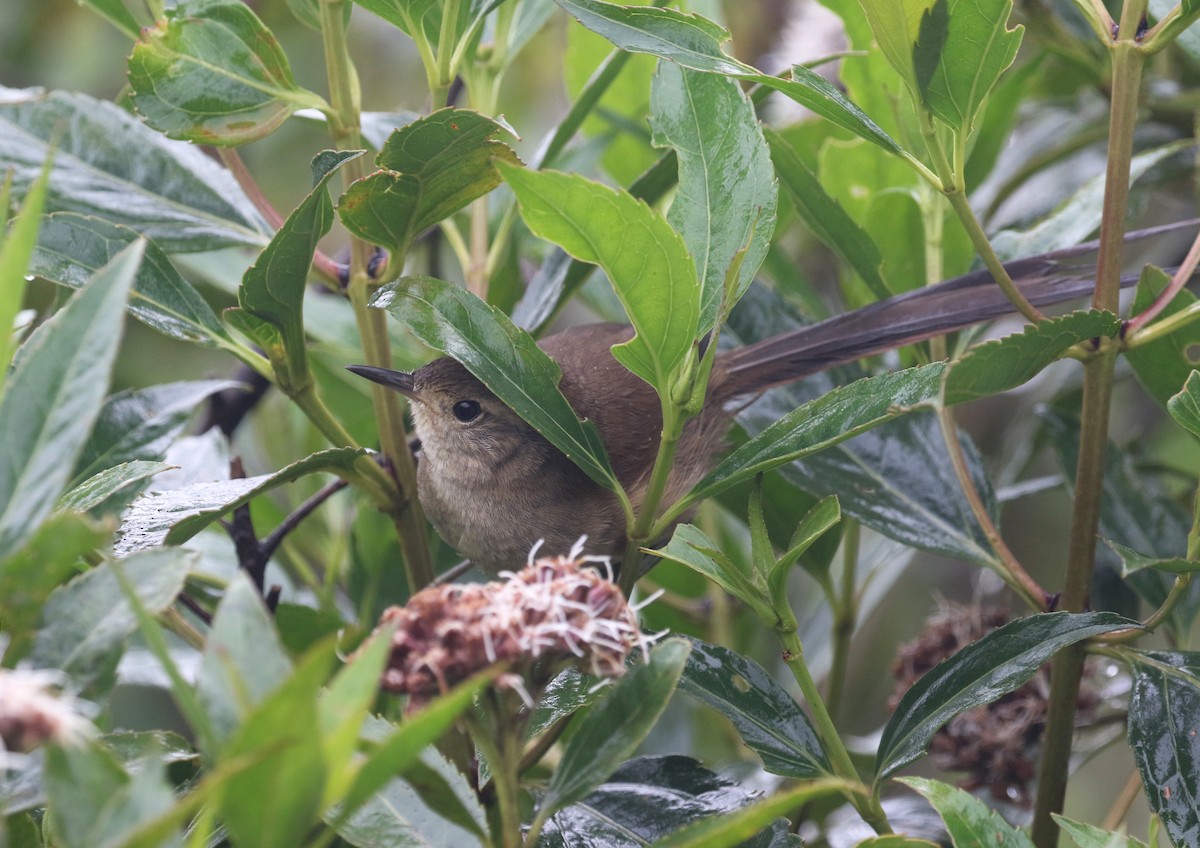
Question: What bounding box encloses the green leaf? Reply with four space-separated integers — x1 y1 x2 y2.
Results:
128 0 326 145
30 213 233 347
501 164 699 389
649 779 851 848
372 275 616 488
0 241 140 562
942 310 1121 405
1129 266 1200 408
854 839 941 848
239 150 362 386
353 0 492 79
690 363 946 504
678 639 831 778
0 87 270 251
0 512 110 664
538 639 691 822
877 612 1138 781
337 109 520 257
114 446 365 556
58 461 174 515
195 573 293 751
77 0 144 38
913 0 1023 135
899 777 1034 847
772 495 842 594
73 380 239 484
216 639 335 848
1127 650 1200 848
1053 815 1149 848
45 741 182 848
553 0 906 156
649 63 776 331
1102 537 1200 577
1169 370 1200 437
0 154 49 379
31 549 194 692
765 128 889 301
654 525 765 617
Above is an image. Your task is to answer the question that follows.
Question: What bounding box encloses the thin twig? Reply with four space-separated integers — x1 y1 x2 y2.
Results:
259 478 349 563
216 148 285 230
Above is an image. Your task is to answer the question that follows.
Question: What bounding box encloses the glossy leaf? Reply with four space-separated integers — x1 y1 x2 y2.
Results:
72 379 238 483
654 525 766 618
539 639 691 822
338 109 520 256
30 213 232 347
128 0 326 145
689 363 946 505
877 612 1137 781
0 241 140 562
899 777 1034 847
1169 370 1200 437
943 310 1121 405
501 164 699 389
238 150 361 385
196 573 293 750
766 128 888 301
216 640 335 848
1127 650 1200 848
114 446 365 556
554 0 905 156
58 460 174 515
31 548 194 691
0 87 270 251
372 275 616 488
1053 815 1149 848
0 512 109 664
678 639 831 778
0 154 49 380
538 756 801 848
530 669 606 739
649 62 776 331
1103 537 1200 577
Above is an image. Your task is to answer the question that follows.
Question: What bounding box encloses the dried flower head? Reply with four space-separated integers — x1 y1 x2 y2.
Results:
0 668 94 764
890 602 1099 805
376 540 652 705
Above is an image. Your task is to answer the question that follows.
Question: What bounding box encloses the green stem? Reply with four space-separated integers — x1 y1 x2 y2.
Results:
469 708 518 848
776 628 892 834
826 520 859 720
1031 346 1119 847
434 0 463 104
621 402 684 594
1126 299 1200 347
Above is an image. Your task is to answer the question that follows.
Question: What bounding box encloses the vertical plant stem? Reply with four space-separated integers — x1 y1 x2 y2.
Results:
320 0 433 589
777 629 892 835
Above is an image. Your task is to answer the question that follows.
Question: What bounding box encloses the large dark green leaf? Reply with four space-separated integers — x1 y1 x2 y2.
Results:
899 777 1033 847
0 241 141 562
1127 650 1200 848
553 0 905 156
537 639 691 824
649 63 776 332
537 756 802 848
877 612 1137 781
678 639 830 778
685 363 946 507
113 447 366 556
73 380 241 484
235 150 362 386
31 548 195 692
30 213 234 348
0 88 270 251
338 109 520 257
372 275 616 488
128 0 327 145
1128 266 1200 408
501 164 700 391
942 310 1121 406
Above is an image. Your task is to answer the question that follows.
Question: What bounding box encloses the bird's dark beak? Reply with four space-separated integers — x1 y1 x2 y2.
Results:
346 365 420 401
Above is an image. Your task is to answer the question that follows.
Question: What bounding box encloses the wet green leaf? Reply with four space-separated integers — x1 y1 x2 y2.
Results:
0 241 140 561
878 612 1137 781
372 275 616 488
58 461 173 515
129 0 326 145
899 777 1033 847
650 63 776 331
501 164 699 390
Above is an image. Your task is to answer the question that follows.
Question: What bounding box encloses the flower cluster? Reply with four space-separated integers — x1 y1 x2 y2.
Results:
0 668 93 764
376 544 649 704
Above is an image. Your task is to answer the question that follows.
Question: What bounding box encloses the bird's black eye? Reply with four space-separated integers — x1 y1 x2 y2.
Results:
452 399 482 423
